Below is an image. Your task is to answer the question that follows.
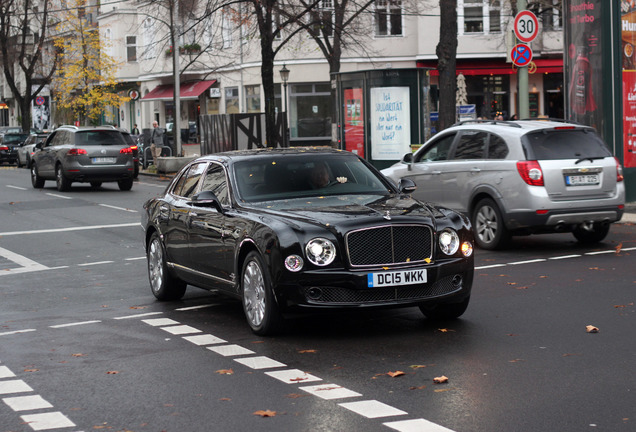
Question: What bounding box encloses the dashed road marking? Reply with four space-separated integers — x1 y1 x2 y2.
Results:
339 399 408 418
98 203 138 213
49 320 101 329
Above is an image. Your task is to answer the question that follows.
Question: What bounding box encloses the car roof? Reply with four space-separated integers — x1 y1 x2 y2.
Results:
56 125 122 133
197 146 350 163
448 119 595 136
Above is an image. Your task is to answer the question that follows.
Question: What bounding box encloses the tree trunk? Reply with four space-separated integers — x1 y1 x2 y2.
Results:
436 0 458 131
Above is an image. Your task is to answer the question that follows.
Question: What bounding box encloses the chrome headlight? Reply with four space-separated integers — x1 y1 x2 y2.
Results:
284 254 304 272
439 229 460 255
305 238 336 266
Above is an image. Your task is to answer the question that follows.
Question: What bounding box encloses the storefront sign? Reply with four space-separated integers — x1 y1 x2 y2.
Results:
370 87 410 160
623 2 636 168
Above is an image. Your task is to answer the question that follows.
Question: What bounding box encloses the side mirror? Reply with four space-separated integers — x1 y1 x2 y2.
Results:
35 142 44 150
398 178 417 194
402 153 413 163
190 190 224 212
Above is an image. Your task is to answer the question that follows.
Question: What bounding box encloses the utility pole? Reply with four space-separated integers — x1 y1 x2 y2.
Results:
171 0 182 157
517 0 529 118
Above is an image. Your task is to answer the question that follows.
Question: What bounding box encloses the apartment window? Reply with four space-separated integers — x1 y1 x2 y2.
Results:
462 0 483 33
222 9 232 48
245 85 261 113
459 0 503 34
375 0 402 37
308 1 333 37
530 0 562 31
126 36 137 62
225 87 239 114
489 1 501 33
143 18 158 59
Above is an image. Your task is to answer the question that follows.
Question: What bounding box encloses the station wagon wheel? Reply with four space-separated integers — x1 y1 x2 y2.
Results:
31 164 44 188
147 232 186 301
241 251 282 335
420 296 470 320
572 222 610 244
472 198 510 250
118 178 134 191
55 164 71 192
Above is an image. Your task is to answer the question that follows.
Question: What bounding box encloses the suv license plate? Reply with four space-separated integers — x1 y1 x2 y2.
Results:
92 157 116 164
566 174 599 186
368 268 427 287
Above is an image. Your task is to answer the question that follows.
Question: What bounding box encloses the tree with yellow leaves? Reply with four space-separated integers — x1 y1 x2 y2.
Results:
52 0 128 125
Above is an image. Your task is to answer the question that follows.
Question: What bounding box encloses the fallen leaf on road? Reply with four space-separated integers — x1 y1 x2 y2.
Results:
433 375 448 384
616 243 622 254
106 371 119 374
23 369 39 372
72 353 85 357
586 325 599 333
216 369 234 375
253 410 276 417
387 371 405 377
437 328 455 333
409 385 427 390
298 349 317 353
219 398 231 401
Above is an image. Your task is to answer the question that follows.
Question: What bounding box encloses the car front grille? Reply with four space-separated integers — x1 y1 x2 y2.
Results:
345 224 433 267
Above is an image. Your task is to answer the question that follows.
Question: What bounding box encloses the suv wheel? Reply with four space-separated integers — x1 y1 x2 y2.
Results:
56 164 71 191
31 164 45 188
572 222 610 244
118 178 134 191
472 198 510 250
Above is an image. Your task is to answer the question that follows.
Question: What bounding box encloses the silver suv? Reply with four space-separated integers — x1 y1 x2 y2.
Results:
381 120 626 250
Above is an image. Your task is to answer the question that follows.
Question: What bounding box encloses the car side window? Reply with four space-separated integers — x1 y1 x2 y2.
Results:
487 134 509 159
45 132 59 147
415 133 455 162
200 163 229 207
453 131 487 160
172 162 206 198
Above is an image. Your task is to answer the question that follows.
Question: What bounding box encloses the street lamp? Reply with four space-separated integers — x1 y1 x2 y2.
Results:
279 64 290 146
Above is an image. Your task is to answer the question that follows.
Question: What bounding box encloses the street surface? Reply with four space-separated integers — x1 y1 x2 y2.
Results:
0 165 634 432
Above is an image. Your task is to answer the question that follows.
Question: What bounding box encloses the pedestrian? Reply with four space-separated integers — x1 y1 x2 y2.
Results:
150 121 164 165
132 124 140 135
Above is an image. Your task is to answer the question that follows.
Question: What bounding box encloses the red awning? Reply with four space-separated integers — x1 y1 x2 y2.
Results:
141 80 217 101
417 58 563 76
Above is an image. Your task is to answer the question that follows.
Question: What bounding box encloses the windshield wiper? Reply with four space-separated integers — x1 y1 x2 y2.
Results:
575 156 605 164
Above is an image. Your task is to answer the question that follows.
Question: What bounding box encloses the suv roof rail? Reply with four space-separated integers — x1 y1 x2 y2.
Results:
517 117 581 124
57 125 78 130
452 119 522 128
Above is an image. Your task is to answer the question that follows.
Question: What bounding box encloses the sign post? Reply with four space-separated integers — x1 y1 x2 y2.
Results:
514 3 536 118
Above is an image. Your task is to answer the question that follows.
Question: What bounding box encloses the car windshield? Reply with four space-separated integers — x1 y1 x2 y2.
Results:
233 153 392 202
74 130 126 146
522 129 612 160
2 134 29 143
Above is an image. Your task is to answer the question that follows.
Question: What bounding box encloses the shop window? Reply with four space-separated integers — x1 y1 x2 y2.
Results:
375 0 403 36
245 85 261 113
290 83 332 140
225 87 239 114
126 36 137 62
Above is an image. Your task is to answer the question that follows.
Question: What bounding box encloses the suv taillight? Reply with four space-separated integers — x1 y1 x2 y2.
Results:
0 146 8 151
120 147 133 154
67 148 87 156
517 161 544 186
615 157 624 182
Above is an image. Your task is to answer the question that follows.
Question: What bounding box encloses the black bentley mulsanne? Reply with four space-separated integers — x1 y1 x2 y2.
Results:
142 147 475 335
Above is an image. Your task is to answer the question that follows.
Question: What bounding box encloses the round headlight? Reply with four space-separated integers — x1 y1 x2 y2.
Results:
305 238 336 266
461 241 474 257
284 255 304 272
439 229 460 255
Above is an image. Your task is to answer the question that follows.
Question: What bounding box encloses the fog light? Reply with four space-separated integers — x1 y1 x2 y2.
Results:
461 241 473 257
284 254 304 272
307 287 323 300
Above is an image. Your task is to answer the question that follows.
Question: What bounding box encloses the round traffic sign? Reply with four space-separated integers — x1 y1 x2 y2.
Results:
511 44 533 67
35 96 45 106
514 10 539 43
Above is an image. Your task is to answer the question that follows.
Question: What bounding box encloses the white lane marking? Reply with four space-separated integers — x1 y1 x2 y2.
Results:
78 261 114 267
98 203 138 213
549 255 581 260
125 257 146 261
142 318 179 326
0 365 16 378
339 400 408 419
385 418 457 432
20 411 76 430
6 185 27 190
49 320 101 329
299 384 361 400
0 245 48 275
0 329 36 336
265 369 322 384
508 259 547 265
3 395 53 411
0 380 33 395
160 325 201 335
175 304 219 311
233 356 286 370
585 250 618 255
208 344 254 357
114 312 163 320
45 193 72 199
183 334 226 346
0 222 139 237
475 264 506 270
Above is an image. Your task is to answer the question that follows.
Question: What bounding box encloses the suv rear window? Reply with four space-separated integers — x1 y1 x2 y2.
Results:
522 129 612 160
74 131 126 146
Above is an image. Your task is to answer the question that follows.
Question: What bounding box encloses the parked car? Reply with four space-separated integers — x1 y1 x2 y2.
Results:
30 125 135 191
17 133 49 168
381 119 626 250
0 126 22 138
141 147 475 335
119 129 140 178
0 133 29 164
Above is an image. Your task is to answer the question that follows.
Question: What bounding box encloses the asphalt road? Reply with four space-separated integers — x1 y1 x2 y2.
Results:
0 166 634 432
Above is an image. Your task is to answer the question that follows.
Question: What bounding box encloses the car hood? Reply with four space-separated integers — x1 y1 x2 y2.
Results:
244 194 444 229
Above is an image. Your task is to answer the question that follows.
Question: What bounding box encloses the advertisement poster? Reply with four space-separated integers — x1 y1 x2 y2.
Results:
370 87 410 160
563 1 603 130
31 87 50 131
344 88 364 157
622 1 636 168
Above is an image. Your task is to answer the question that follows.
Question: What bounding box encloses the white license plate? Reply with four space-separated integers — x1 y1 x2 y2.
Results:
367 268 427 287
92 157 116 164
566 174 599 186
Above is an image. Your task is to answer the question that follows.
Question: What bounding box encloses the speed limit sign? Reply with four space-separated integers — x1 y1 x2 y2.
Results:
514 10 539 43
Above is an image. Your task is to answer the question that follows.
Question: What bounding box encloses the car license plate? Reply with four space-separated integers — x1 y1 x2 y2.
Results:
367 268 427 287
92 157 116 164
565 174 599 186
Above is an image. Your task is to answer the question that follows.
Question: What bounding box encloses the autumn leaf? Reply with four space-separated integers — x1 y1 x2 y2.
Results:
286 393 308 399
253 410 276 417
437 328 455 333
586 325 599 333
433 375 449 384
72 353 85 357
409 385 427 390
129 306 147 310
219 398 231 401
298 349 317 354
216 369 234 375
387 371 405 378
23 368 39 372
616 243 623 254
106 371 119 374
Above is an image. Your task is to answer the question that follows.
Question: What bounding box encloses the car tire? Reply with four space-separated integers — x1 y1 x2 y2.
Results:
90 182 102 188
147 232 186 301
55 164 71 191
241 251 282 336
419 296 470 320
572 222 610 244
472 198 510 250
16 158 22 168
118 178 133 191
31 164 45 188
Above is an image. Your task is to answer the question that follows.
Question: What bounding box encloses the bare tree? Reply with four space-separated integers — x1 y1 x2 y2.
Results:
436 0 457 131
0 0 59 132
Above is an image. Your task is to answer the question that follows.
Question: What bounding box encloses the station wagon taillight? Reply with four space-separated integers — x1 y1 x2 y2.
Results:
120 147 134 154
517 161 544 186
615 157 624 182
67 148 87 156
0 146 8 151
